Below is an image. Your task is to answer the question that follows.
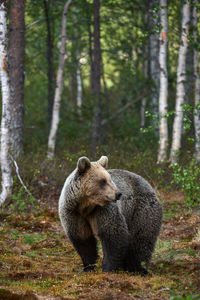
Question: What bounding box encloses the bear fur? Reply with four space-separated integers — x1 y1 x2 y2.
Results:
59 156 162 274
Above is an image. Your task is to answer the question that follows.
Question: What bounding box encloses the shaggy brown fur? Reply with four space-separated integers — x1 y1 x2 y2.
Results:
78 163 119 216
59 156 162 274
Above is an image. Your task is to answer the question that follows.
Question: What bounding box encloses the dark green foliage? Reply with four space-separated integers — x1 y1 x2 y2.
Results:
23 0 199 158
2 0 197 212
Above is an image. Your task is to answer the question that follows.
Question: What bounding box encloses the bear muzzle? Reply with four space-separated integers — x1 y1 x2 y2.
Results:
116 192 122 201
109 192 122 202
107 191 122 203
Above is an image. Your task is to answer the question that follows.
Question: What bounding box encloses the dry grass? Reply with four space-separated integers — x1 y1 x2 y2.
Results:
0 190 199 300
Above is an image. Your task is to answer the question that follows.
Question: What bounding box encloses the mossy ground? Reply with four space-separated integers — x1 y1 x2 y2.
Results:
0 190 199 300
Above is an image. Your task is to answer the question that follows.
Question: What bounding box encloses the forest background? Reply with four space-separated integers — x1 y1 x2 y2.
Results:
0 0 200 299
0 0 200 204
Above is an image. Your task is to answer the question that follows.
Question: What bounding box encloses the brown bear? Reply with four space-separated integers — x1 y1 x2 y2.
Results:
59 156 162 274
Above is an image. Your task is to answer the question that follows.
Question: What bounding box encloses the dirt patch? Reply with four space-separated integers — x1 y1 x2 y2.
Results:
0 288 66 300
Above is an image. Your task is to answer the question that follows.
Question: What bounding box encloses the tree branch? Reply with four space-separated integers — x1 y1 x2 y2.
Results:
26 19 43 29
10 155 34 199
101 93 147 126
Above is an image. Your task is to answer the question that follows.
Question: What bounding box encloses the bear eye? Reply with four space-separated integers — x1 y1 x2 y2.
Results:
100 179 107 186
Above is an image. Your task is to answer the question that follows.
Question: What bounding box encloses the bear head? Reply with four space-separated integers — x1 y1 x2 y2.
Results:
77 156 121 213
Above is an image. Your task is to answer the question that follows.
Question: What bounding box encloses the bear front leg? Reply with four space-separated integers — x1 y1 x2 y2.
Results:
95 204 130 272
71 235 98 271
62 212 98 271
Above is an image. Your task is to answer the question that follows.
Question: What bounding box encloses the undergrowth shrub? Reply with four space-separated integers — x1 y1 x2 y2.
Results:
10 179 38 213
170 295 200 300
172 160 200 207
3 144 198 214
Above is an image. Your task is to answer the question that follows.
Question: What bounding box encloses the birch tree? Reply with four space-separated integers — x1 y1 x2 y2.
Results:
47 0 72 159
140 44 148 128
91 0 102 158
192 0 200 161
170 2 190 164
76 50 82 108
140 5 149 128
0 0 13 205
157 0 168 163
9 0 25 158
43 0 55 127
149 0 160 128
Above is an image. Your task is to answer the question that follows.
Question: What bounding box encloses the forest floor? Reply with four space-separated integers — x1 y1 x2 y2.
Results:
0 190 199 300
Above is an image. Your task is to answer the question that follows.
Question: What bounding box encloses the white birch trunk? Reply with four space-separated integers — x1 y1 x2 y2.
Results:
76 50 82 108
47 0 72 159
0 1 13 205
150 35 159 114
193 1 200 161
140 9 149 128
140 98 146 128
140 37 148 128
157 0 168 163
150 0 159 130
170 2 190 164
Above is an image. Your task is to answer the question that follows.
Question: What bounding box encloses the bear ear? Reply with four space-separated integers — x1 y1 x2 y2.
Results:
97 156 108 169
77 156 91 173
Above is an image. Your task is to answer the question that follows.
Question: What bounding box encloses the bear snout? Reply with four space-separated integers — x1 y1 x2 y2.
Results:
116 192 122 200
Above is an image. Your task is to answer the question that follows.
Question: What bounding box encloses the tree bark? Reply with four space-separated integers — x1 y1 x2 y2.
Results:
91 0 102 158
43 0 55 127
149 0 159 130
86 1 95 101
47 0 72 159
170 2 190 164
8 0 25 158
76 49 82 109
101 59 109 108
140 0 151 128
88 15 94 94
192 1 200 161
140 34 149 128
157 0 168 163
0 0 13 205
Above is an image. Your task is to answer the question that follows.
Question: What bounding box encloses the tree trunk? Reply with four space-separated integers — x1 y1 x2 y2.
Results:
88 16 94 94
86 1 95 100
170 2 190 164
185 44 193 106
157 0 168 163
47 0 72 159
185 4 194 107
8 0 25 158
149 0 159 130
43 0 55 127
0 1 13 205
140 0 150 128
192 1 200 161
91 0 102 158
140 34 149 128
76 49 82 109
101 60 109 108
